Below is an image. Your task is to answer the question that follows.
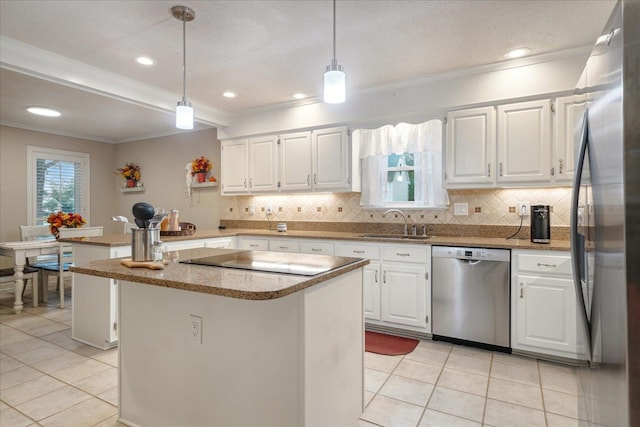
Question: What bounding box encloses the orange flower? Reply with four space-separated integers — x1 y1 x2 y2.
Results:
115 162 141 181
46 211 86 237
191 156 212 175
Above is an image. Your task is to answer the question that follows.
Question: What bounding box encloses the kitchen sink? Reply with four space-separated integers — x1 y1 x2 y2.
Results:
361 234 430 240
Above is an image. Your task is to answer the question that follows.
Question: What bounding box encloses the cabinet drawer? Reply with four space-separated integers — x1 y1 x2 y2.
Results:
382 245 428 263
299 241 334 256
517 253 572 276
335 243 380 260
239 238 269 251
269 239 300 253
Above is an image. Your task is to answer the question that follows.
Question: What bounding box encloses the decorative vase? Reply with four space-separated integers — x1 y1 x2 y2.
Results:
127 179 136 188
196 172 206 183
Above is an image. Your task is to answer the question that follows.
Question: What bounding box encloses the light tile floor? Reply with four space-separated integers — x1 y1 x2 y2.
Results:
2 287 586 427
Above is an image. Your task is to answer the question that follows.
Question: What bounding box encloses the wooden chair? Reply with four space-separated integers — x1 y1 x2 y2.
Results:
0 266 39 307
42 226 103 308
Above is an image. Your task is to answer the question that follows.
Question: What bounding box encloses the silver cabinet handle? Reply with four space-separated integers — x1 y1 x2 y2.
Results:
499 162 504 176
311 248 322 252
249 178 253 188
243 178 247 188
314 174 317 184
559 158 564 174
249 244 259 248
374 270 378 283
520 287 524 298
353 250 365 254
307 175 310 185
396 253 410 257
278 246 289 250
537 262 557 268
487 163 491 177
383 271 387 284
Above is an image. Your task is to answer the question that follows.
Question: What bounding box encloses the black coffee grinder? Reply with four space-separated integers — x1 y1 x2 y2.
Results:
531 205 551 243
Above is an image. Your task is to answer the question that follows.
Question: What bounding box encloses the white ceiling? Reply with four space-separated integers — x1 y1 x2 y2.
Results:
0 0 616 143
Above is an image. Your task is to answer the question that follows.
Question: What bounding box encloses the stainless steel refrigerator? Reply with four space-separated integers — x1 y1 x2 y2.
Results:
570 1 639 425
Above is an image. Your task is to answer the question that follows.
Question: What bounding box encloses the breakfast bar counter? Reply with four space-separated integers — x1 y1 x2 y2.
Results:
72 247 367 427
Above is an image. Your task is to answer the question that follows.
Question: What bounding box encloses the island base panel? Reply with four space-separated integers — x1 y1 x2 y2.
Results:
118 269 363 427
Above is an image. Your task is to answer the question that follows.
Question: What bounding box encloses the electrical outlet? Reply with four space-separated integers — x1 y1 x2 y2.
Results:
517 202 530 217
453 202 468 216
249 204 256 215
266 204 273 214
190 314 202 344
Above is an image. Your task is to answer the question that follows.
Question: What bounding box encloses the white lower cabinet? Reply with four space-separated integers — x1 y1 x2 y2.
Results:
511 250 583 359
336 242 430 334
72 244 131 349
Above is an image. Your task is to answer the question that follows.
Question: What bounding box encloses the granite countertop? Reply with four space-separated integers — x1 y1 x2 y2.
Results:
70 247 369 300
60 228 570 251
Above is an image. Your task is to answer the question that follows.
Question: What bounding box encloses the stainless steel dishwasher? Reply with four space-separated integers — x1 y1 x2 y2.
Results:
432 246 511 351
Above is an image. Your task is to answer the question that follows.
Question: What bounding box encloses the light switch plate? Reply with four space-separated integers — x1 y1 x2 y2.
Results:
454 202 469 216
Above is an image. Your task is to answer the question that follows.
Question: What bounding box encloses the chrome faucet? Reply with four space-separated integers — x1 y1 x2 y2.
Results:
382 209 409 236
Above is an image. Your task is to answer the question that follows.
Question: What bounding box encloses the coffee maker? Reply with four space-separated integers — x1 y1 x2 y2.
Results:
531 205 551 243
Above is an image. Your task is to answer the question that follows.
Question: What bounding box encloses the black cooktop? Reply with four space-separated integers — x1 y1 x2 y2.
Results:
180 250 358 276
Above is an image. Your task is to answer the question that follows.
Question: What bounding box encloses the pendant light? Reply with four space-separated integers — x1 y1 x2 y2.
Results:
172 5 195 129
324 0 346 104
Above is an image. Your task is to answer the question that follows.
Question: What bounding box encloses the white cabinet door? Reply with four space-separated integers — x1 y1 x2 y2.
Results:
380 262 426 329
280 131 312 191
497 99 552 184
221 139 249 194
514 274 577 354
312 126 349 191
554 95 587 183
363 263 381 321
445 106 495 187
248 135 278 192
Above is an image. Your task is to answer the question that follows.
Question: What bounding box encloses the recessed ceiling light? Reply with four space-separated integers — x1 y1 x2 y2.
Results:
293 93 307 100
136 56 155 66
223 92 237 98
504 47 531 59
27 107 61 117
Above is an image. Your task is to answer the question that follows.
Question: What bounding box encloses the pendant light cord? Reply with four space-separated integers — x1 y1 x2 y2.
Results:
182 10 187 102
332 0 336 61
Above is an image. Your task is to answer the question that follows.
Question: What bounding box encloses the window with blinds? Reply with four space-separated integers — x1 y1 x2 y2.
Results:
27 146 90 225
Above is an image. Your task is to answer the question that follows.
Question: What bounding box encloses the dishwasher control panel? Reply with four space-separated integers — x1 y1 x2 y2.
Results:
432 246 510 262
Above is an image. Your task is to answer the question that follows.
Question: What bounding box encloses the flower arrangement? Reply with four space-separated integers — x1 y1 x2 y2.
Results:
46 211 86 238
115 162 141 182
191 156 212 175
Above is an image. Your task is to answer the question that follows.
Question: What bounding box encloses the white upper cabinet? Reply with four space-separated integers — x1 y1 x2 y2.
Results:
222 126 357 195
221 139 249 194
248 135 278 192
312 126 350 191
279 131 313 191
445 106 495 187
496 99 552 184
554 95 587 183
445 98 559 189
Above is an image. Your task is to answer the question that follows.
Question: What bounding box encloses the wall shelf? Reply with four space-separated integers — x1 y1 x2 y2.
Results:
191 181 218 189
120 186 145 193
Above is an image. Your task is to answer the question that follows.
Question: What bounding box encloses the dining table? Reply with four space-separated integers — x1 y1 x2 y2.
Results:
0 239 60 314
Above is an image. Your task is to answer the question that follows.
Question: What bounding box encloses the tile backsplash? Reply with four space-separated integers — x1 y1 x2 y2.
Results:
220 187 571 227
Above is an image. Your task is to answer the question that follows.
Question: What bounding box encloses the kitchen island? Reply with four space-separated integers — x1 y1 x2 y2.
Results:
71 247 368 427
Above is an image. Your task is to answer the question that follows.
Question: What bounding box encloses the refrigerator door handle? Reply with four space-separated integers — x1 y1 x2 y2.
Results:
570 110 592 361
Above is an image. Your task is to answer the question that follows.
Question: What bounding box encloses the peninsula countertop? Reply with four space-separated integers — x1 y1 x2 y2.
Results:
61 228 570 251
70 247 369 300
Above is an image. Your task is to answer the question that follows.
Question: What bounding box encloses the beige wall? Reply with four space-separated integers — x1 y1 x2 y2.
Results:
113 128 223 231
0 125 117 242
0 126 223 248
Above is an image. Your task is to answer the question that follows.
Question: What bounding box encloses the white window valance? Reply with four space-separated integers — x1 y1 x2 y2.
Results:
353 119 448 208
355 119 444 158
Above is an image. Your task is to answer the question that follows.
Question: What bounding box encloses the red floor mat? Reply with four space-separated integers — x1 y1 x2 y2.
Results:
365 331 419 356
